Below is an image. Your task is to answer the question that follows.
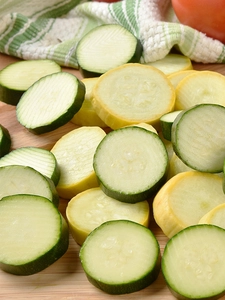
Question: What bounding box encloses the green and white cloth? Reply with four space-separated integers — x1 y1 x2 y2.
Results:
0 0 225 68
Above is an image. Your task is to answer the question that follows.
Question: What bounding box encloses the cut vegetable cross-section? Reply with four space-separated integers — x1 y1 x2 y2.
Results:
146 54 193 75
0 59 61 105
0 165 59 206
76 24 143 77
0 194 69 275
92 63 175 130
80 220 161 294
93 126 169 203
16 72 85 134
171 103 225 173
66 187 150 245
51 126 106 199
0 146 60 185
153 171 225 238
175 70 225 110
162 224 225 300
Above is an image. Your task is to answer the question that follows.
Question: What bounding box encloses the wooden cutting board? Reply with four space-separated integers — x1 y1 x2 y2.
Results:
1 53 225 300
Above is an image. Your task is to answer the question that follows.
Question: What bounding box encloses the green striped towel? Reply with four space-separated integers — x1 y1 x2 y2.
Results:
1 0 225 69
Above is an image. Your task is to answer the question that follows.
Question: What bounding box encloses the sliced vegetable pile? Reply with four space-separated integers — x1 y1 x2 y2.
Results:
2 46 225 299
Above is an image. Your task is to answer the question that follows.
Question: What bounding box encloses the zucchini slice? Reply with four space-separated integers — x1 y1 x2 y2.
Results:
171 103 225 173
160 110 183 141
92 63 175 130
80 220 160 294
93 126 168 203
0 59 61 105
146 54 193 75
0 194 69 275
162 224 225 300
0 165 59 207
0 146 60 186
16 72 85 134
0 124 11 158
66 187 150 245
76 24 143 77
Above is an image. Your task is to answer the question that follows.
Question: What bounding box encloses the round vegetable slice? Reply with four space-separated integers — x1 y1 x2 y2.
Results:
146 54 193 75
175 71 225 110
76 24 143 77
51 126 106 199
80 220 161 295
92 63 175 130
168 69 198 88
162 224 225 300
0 124 11 158
0 59 61 105
160 110 183 141
171 103 225 173
0 146 60 185
71 77 107 127
0 165 59 207
93 126 169 203
16 72 85 134
0 194 69 275
153 171 225 238
199 203 225 229
66 187 150 245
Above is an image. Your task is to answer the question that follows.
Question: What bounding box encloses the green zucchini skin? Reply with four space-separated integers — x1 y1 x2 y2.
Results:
99 172 168 204
93 127 169 203
85 258 161 295
76 24 143 78
0 165 59 207
0 86 24 106
16 73 86 135
80 220 161 295
171 103 225 173
0 59 62 106
0 146 60 186
0 125 11 158
30 79 85 135
0 209 69 276
79 38 143 78
162 224 225 300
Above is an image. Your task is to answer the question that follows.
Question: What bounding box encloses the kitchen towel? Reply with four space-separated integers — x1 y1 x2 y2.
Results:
0 0 225 68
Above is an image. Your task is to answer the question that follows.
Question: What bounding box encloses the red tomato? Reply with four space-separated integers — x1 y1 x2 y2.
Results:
171 0 225 44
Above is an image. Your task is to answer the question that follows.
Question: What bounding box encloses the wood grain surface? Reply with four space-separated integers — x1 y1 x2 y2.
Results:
1 53 225 300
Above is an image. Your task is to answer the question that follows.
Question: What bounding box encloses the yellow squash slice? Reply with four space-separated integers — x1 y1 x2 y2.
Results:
168 69 197 88
199 203 225 229
146 54 193 75
153 171 225 238
92 63 175 130
51 126 106 199
175 71 225 110
66 187 150 245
